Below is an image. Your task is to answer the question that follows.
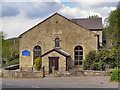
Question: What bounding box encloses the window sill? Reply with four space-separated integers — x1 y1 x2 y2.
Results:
55 47 61 49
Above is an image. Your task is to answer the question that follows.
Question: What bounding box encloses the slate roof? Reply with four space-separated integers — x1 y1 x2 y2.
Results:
71 18 102 31
41 48 70 57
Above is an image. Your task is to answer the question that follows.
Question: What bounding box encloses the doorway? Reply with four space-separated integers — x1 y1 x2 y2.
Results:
49 57 59 73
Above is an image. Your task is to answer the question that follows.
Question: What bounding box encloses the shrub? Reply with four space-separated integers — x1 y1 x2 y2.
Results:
83 49 119 71
110 67 120 82
108 48 118 68
83 50 97 70
96 50 110 70
35 57 42 71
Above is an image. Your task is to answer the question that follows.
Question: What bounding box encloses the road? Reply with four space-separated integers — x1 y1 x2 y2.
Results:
2 76 118 88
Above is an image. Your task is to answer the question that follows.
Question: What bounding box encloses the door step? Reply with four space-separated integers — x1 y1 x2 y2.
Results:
45 75 52 77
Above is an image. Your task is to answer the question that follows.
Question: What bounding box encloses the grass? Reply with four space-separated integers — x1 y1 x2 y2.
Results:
1 58 19 68
110 67 120 82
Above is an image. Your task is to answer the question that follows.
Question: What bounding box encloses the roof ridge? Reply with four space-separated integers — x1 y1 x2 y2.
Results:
71 18 102 20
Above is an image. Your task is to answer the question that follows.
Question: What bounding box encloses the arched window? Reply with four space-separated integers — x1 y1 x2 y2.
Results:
74 46 83 65
33 46 41 65
55 38 59 48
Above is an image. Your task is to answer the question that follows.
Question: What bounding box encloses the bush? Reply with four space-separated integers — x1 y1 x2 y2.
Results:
83 49 118 71
108 48 118 68
96 50 110 70
35 57 42 71
110 67 120 82
83 50 97 70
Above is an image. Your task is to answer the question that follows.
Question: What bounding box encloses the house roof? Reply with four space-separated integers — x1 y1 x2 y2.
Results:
41 48 70 57
71 18 102 31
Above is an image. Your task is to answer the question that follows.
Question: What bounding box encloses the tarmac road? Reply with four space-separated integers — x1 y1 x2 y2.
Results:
1 76 118 88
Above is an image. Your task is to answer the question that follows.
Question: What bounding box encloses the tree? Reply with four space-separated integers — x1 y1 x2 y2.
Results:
89 15 99 18
103 1 120 67
0 32 3 62
117 1 120 8
1 31 19 63
107 7 120 49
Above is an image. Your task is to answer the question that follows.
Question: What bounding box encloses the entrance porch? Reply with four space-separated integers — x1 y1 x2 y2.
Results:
49 57 59 73
41 49 70 75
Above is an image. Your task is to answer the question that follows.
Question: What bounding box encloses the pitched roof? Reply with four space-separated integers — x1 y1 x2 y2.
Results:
19 13 96 38
41 48 70 57
71 18 102 30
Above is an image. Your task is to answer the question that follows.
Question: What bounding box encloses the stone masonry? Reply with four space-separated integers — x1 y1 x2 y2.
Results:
19 13 98 73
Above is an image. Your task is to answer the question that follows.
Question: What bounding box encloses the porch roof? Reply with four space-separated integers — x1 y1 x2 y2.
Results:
40 49 70 57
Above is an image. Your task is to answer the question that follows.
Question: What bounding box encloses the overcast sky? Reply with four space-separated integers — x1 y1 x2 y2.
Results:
0 0 119 39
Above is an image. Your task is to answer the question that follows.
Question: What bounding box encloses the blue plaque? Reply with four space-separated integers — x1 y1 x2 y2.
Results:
22 50 30 56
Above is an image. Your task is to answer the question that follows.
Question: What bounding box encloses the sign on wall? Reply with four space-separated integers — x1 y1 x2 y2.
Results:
22 50 30 56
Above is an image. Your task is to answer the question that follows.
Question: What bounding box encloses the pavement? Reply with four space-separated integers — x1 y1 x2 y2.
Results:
1 76 119 88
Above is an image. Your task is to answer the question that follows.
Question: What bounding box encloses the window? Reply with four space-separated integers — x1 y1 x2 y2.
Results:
97 35 100 49
74 46 83 65
55 38 59 48
33 46 41 65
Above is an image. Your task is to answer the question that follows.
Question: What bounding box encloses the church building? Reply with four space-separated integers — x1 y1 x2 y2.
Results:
19 13 102 74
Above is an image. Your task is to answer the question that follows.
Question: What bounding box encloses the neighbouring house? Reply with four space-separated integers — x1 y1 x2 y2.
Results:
19 13 102 74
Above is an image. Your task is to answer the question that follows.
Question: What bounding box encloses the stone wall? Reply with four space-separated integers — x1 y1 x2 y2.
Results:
19 13 98 71
2 66 45 78
50 70 107 77
2 70 44 78
70 70 106 76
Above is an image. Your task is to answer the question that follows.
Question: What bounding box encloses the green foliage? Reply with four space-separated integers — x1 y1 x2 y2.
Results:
89 15 99 18
0 31 19 63
35 57 42 71
0 32 2 63
108 8 120 49
1 58 19 68
83 49 118 71
83 50 97 70
108 48 119 68
110 67 120 82
104 6 120 49
96 50 110 70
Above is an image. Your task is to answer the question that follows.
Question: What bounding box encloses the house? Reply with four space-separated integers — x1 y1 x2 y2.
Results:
71 18 102 48
19 13 102 74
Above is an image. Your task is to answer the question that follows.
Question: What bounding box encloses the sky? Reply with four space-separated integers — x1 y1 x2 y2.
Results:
0 0 119 39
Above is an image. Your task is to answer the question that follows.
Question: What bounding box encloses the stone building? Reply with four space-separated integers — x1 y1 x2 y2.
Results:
19 13 102 74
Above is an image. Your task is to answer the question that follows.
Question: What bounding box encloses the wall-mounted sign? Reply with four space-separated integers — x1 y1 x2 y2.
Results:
22 50 30 56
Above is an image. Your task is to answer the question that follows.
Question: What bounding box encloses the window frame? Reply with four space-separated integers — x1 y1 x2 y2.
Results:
74 46 83 65
33 45 41 65
55 38 60 48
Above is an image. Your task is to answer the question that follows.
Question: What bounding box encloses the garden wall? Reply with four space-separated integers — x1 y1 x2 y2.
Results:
50 68 107 77
70 70 106 76
2 66 45 78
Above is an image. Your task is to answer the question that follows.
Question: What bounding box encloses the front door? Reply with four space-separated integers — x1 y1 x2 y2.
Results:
49 57 59 73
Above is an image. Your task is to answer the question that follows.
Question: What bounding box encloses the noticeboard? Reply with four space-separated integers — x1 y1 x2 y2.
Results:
22 50 30 56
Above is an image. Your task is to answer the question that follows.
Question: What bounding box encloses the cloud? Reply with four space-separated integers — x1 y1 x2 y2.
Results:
1 2 63 39
22 2 62 19
59 5 102 19
1 1 118 39
2 3 20 17
79 2 118 9
59 2 117 23
2 2 62 19
2 0 120 2
2 12 43 39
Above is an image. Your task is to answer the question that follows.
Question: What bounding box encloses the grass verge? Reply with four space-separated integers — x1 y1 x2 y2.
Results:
1 58 19 68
